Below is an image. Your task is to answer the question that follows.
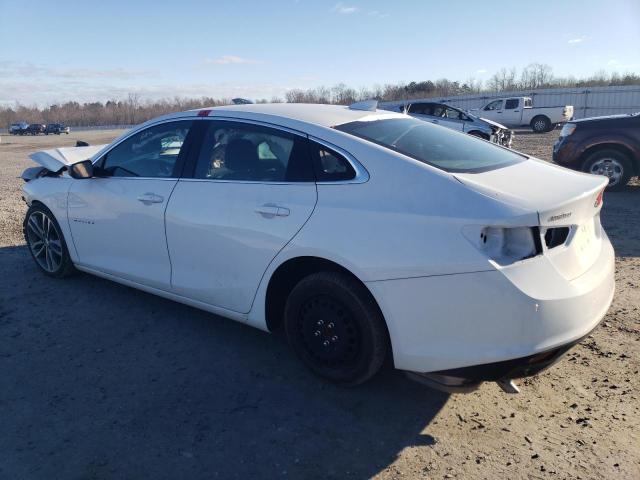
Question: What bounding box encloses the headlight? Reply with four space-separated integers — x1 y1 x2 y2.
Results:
560 123 576 137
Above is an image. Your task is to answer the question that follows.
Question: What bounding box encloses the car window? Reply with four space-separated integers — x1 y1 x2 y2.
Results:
484 100 503 111
505 99 519 109
432 106 446 117
193 121 314 182
408 103 431 115
102 121 192 178
309 140 356 182
334 117 525 173
444 107 461 119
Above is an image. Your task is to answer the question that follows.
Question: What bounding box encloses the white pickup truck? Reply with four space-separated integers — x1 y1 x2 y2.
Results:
471 97 574 133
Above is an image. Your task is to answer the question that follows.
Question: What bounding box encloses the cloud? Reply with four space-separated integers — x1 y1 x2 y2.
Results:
368 10 389 18
204 55 262 65
331 2 358 14
568 36 586 44
0 60 149 80
476 69 487 74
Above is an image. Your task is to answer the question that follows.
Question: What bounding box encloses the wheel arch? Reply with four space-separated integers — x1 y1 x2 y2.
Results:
579 142 638 175
467 130 490 140
263 256 388 337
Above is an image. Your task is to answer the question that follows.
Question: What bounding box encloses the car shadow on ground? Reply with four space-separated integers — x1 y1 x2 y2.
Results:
0 245 449 480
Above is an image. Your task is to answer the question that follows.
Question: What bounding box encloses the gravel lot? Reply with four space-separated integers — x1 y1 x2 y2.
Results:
0 129 638 479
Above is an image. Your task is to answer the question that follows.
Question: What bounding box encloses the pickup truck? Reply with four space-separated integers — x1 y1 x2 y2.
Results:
471 97 574 133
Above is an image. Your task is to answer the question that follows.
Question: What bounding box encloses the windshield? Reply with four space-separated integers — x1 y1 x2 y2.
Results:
334 117 525 173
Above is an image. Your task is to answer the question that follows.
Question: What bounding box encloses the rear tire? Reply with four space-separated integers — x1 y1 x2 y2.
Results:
23 204 76 278
531 115 551 133
284 271 388 386
582 149 633 191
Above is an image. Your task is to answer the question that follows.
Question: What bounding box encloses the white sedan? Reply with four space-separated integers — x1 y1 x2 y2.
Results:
21 102 614 392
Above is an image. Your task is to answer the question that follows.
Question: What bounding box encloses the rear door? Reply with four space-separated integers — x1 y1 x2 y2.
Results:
68 120 195 289
165 119 318 313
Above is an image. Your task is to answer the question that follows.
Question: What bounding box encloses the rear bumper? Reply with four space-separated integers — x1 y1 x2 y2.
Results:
366 234 615 375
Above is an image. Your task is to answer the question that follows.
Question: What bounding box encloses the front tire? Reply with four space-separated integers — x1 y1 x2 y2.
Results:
582 149 633 191
531 115 551 133
284 271 388 386
23 204 76 277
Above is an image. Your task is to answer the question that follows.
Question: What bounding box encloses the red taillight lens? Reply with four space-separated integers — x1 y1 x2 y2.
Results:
594 189 604 208
197 109 212 117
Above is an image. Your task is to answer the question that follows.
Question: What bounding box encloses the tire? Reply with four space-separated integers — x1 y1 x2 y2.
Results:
23 204 76 278
531 115 551 133
284 271 388 386
582 148 633 191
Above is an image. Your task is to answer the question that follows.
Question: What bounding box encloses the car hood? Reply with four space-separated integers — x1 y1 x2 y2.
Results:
571 113 639 124
454 158 607 227
28 144 107 172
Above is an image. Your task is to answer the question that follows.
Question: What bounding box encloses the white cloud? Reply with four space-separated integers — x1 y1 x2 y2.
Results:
204 55 262 65
568 36 586 44
0 60 149 80
368 10 389 18
331 2 358 14
476 69 487 74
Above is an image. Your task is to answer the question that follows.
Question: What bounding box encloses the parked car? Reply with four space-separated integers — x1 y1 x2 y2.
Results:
26 124 46 135
45 123 70 135
470 97 574 133
9 122 29 135
20 102 614 392
553 112 640 191
391 102 513 148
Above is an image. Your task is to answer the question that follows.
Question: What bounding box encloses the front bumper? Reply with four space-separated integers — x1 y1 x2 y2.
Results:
366 234 615 375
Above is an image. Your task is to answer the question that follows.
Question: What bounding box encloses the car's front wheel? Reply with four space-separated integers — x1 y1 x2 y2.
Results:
582 148 633 191
23 204 76 277
284 271 388 386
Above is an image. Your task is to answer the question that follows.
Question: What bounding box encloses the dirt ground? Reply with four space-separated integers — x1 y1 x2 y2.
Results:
0 128 638 480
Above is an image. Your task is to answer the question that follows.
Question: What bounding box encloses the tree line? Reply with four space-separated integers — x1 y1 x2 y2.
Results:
2 65 639 129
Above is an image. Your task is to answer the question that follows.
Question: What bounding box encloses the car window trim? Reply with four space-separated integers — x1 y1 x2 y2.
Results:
308 136 369 184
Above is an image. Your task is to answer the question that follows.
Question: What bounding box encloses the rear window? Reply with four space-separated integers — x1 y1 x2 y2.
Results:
334 117 525 173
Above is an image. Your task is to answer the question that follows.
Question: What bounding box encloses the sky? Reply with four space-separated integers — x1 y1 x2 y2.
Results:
1 0 639 106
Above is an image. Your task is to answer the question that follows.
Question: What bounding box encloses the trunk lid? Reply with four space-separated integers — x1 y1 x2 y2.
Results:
455 158 608 280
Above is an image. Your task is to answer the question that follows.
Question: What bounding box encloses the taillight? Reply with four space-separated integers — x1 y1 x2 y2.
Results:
594 189 604 208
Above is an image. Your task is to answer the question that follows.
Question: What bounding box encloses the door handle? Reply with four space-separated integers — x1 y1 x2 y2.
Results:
255 204 290 218
137 193 164 205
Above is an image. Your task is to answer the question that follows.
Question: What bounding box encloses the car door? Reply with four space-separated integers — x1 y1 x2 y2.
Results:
68 120 195 289
500 98 521 125
480 99 504 122
165 119 318 313
437 107 465 132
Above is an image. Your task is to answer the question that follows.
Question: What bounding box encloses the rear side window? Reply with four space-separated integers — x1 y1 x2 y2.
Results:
334 117 525 173
505 99 519 109
193 121 314 182
309 140 355 182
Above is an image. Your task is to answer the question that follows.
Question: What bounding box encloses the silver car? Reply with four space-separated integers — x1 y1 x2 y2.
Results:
397 102 513 147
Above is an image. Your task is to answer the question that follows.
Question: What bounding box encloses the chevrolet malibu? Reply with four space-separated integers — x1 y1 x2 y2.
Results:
20 102 614 392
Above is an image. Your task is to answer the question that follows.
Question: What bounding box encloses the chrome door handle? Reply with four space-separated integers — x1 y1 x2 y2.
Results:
137 193 164 205
255 204 290 218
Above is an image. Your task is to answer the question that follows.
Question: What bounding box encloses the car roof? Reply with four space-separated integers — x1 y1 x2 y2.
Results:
148 103 403 131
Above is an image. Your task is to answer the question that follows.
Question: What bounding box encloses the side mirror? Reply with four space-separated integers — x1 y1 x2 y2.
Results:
68 160 94 179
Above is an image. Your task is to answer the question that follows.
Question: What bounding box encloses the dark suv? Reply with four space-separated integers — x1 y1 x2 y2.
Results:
45 123 70 135
26 124 46 135
553 112 640 190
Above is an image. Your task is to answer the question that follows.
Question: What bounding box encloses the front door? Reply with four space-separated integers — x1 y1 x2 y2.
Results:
165 119 318 313
68 120 194 289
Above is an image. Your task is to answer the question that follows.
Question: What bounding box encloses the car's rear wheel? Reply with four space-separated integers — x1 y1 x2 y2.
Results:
582 149 633 191
24 204 76 277
284 271 388 386
531 115 551 133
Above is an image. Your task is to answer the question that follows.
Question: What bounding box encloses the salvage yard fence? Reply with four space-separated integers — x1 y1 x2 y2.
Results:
380 84 640 119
